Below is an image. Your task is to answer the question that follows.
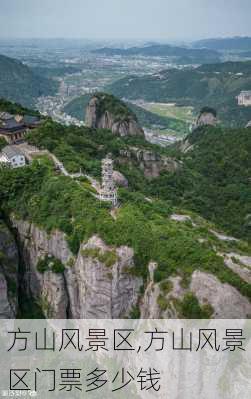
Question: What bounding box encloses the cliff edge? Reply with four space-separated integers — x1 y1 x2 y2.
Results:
85 93 145 137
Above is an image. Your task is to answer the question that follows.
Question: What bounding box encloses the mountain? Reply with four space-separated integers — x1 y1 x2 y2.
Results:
106 60 251 127
85 93 144 137
0 98 251 319
147 125 251 242
93 44 221 64
0 54 58 107
63 93 188 134
198 60 251 73
64 94 92 120
193 36 251 51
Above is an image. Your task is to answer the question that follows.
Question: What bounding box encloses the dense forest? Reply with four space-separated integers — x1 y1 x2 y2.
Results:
0 54 58 107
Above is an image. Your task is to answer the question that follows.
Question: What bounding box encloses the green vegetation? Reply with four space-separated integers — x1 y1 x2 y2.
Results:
64 94 92 120
148 126 251 242
0 137 7 151
82 247 118 268
0 98 40 116
175 293 214 318
0 102 251 308
158 291 214 317
1 158 250 299
94 93 136 122
129 305 141 319
37 255 65 274
30 65 83 79
25 119 166 177
145 103 194 124
63 93 188 135
0 54 58 107
106 61 251 127
128 102 188 135
157 294 169 311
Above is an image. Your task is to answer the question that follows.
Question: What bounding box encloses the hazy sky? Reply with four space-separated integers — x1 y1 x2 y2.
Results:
0 0 251 41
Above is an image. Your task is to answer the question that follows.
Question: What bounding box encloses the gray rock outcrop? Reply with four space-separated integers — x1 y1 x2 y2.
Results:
140 267 251 319
0 222 19 318
12 217 142 319
112 170 128 187
191 271 251 318
119 147 181 178
85 94 145 137
68 236 142 318
194 107 218 129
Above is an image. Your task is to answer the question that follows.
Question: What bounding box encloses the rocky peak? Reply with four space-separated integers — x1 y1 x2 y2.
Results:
85 93 145 137
194 106 218 129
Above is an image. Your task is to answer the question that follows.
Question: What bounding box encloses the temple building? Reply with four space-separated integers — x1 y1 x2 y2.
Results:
0 113 41 144
99 155 117 206
237 91 251 106
0 145 26 168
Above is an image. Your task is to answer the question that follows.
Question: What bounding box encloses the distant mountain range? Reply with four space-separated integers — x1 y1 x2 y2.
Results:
0 54 58 107
93 44 221 64
106 60 251 127
193 36 251 51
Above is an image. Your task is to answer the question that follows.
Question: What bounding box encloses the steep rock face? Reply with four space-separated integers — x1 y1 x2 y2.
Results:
112 170 128 187
12 218 142 319
191 271 251 318
0 222 19 318
140 267 251 319
194 108 218 129
68 236 142 318
85 95 144 137
12 218 70 318
119 147 181 178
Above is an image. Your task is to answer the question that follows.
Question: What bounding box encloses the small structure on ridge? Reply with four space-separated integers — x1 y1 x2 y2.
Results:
99 154 117 206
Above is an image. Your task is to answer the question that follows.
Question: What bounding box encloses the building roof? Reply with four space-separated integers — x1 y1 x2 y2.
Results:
239 91 251 95
0 112 13 120
2 145 24 159
23 115 41 126
2 118 25 129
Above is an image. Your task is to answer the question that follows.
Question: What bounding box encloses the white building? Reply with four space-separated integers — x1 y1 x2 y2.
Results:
0 145 26 168
237 91 251 106
99 155 117 206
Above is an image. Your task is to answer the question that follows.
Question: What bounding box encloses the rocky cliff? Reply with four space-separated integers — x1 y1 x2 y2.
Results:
1 214 250 319
119 146 181 178
194 106 218 129
0 221 19 318
85 93 145 137
12 217 142 319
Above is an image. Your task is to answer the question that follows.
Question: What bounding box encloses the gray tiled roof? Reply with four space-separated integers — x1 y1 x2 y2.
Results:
3 118 24 129
23 115 40 125
0 112 13 120
2 145 24 159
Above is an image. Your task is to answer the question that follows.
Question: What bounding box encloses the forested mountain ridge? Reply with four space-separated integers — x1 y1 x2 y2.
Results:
93 44 221 64
149 125 251 241
0 98 251 319
63 93 188 134
0 54 58 107
193 36 251 51
106 61 251 127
